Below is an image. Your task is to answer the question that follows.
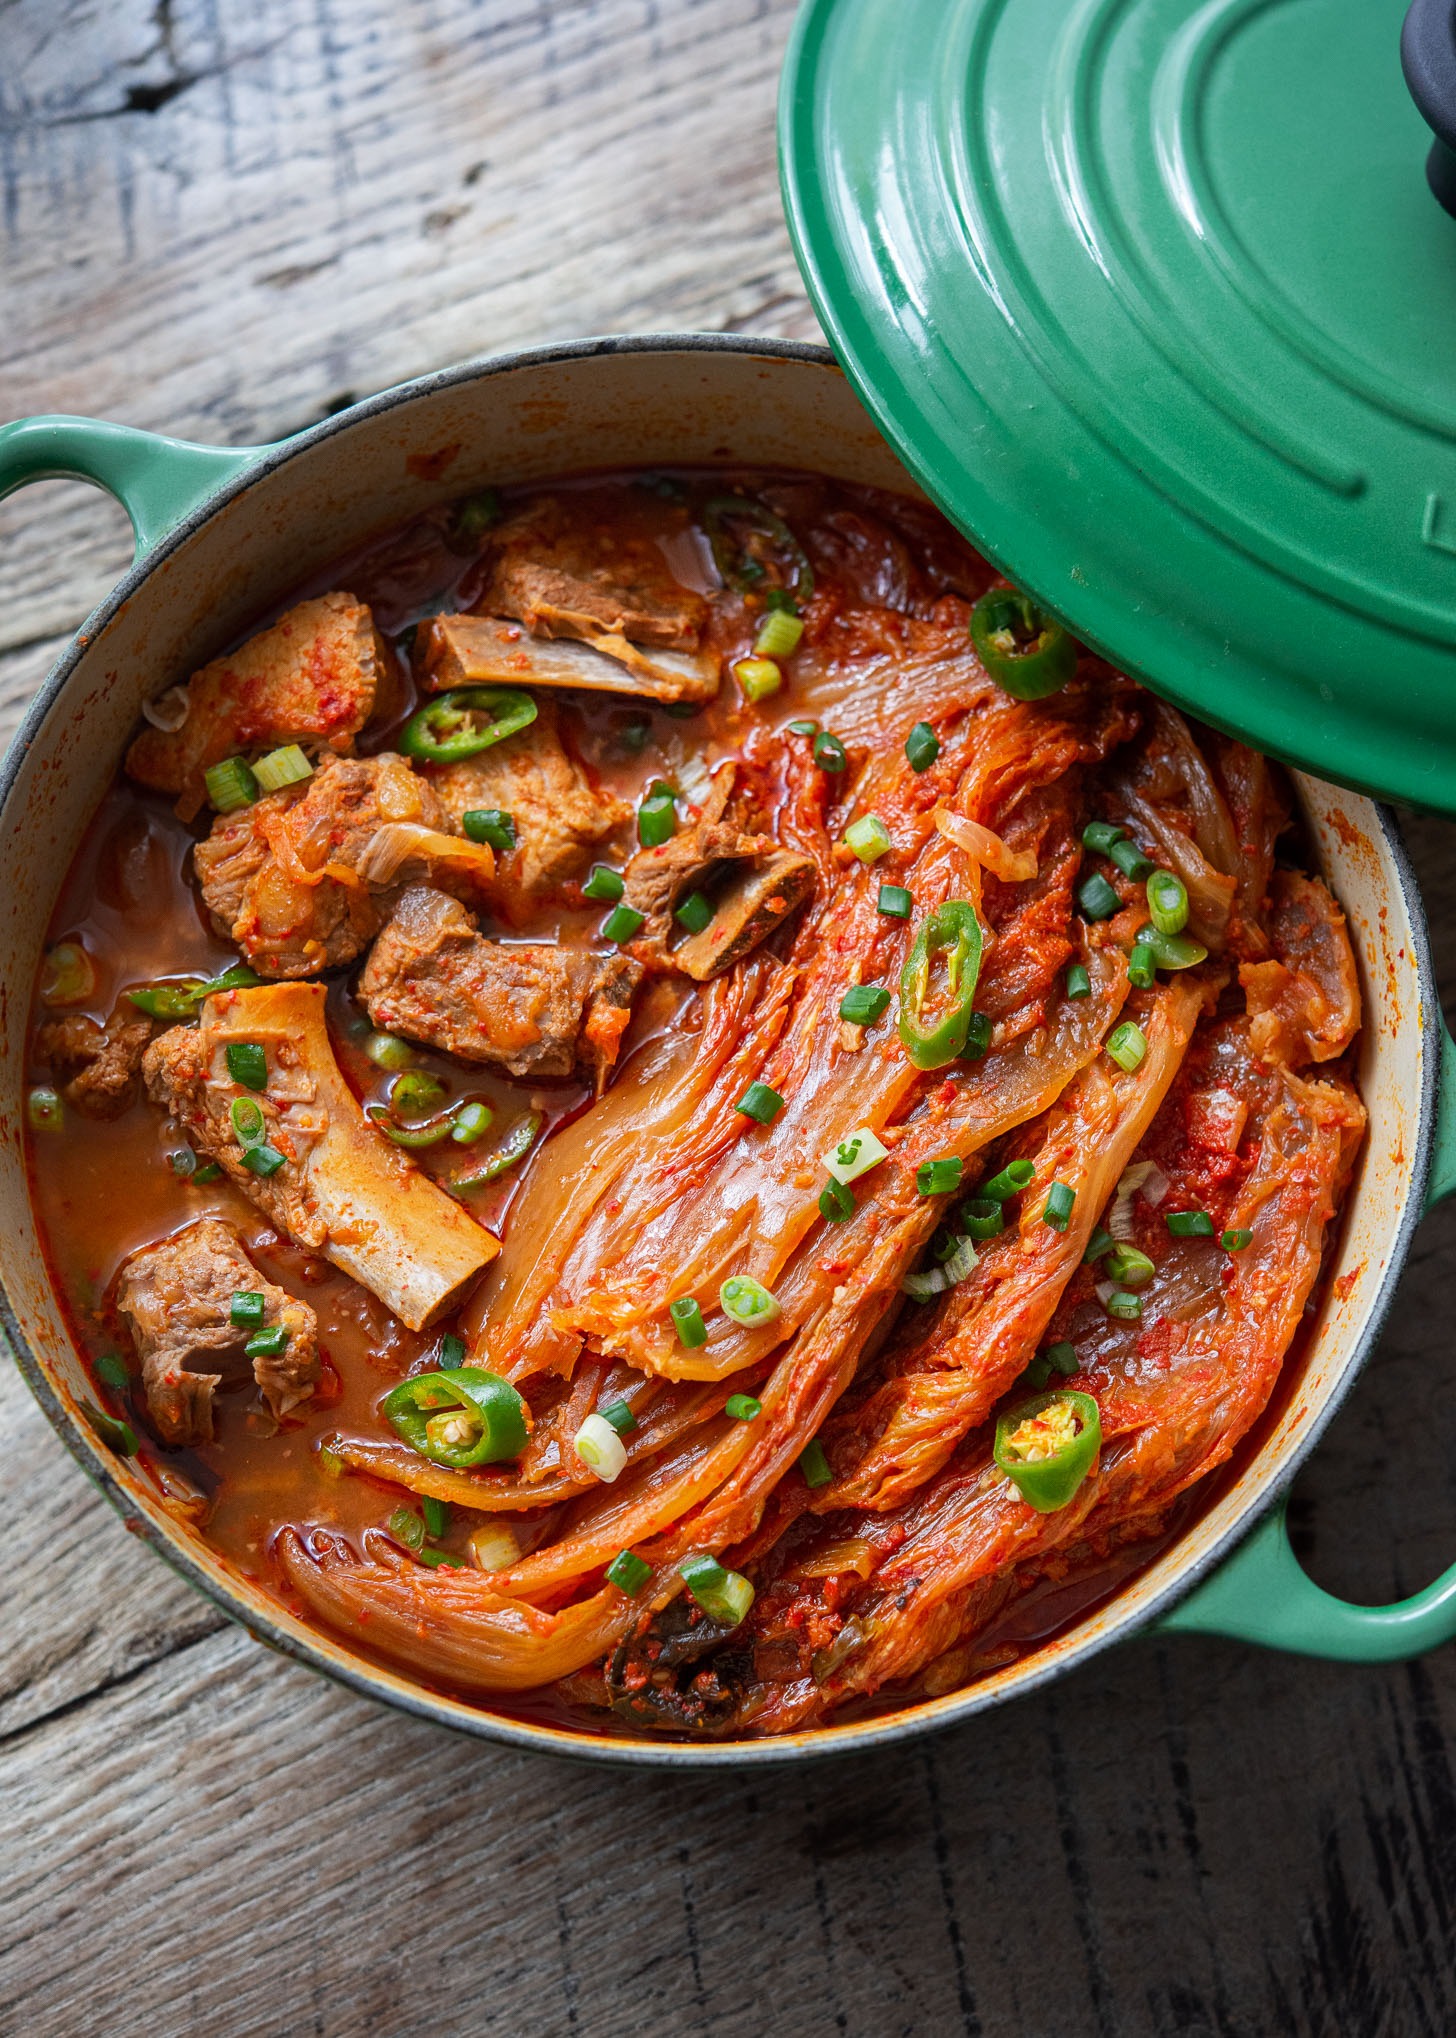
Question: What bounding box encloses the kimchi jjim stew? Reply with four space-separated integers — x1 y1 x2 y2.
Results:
26 472 1366 1738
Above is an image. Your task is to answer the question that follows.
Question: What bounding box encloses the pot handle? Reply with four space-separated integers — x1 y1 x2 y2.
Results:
1159 1021 1456 1659
0 414 270 561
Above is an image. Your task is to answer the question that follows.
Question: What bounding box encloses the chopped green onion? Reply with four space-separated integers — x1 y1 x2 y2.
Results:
813 731 848 774
680 1553 755 1625
204 756 259 813
364 1031 416 1071
1084 1225 1116 1263
225 1041 267 1092
1128 943 1156 989
669 1296 708 1348
230 1291 266 1329
1077 872 1122 920
1104 1288 1143 1321
440 1333 467 1366
983 1158 1036 1202
638 787 678 848
916 1156 965 1197
582 864 625 903
392 1070 447 1118
40 941 96 1007
905 721 940 772
1137 923 1208 971
719 1274 781 1329
388 1506 425 1552
734 655 783 702
962 1197 1004 1240
1023 1352 1054 1389
453 488 503 540
764 587 800 614
799 1440 832 1489
903 1268 946 1302
877 883 913 919
819 1178 856 1223
416 1548 469 1570
754 609 804 658
1109 838 1155 882
252 744 314 794
244 1324 289 1360
1222 1228 1253 1252
1165 1210 1214 1238
725 1394 761 1421
674 890 715 935
192 1161 222 1185
169 1147 197 1178
423 1495 450 1540
95 1351 130 1391
607 1549 652 1595
575 1411 628 1482
242 1143 285 1177
1065 963 1091 999
787 717 818 737
603 903 646 943
1081 820 1125 853
1047 1342 1079 1376
735 1081 785 1125
84 1402 138 1456
27 1086 62 1133
1043 1181 1076 1231
961 1011 992 1060
839 983 891 1026
1106 1021 1148 1072
844 814 892 864
230 1096 265 1146
824 1125 890 1186
1146 869 1189 935
450 1100 493 1145
1105 1244 1155 1289
601 1399 637 1436
462 808 517 852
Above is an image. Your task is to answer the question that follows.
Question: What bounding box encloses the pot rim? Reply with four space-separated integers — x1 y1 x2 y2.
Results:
0 332 1435 1767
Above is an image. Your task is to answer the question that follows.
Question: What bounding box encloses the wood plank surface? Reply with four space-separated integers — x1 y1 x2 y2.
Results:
2 4 1455 2034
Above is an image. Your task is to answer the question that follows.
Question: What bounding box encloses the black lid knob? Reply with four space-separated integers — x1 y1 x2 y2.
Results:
1403 0 1456 215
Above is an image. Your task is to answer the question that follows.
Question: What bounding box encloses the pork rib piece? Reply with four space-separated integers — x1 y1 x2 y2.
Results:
116 1216 318 1446
35 1005 154 1120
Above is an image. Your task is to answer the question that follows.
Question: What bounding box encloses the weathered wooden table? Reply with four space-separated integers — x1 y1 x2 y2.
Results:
2 5 1454 2033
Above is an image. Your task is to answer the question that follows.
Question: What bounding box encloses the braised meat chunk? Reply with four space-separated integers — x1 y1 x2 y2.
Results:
359 886 642 1083
426 698 630 927
35 1005 154 1119
194 752 496 978
144 983 497 1330
116 1217 319 1447
126 594 392 814
483 498 707 650
621 764 816 980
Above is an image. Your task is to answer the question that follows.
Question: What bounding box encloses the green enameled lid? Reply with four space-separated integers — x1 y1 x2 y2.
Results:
780 0 1456 809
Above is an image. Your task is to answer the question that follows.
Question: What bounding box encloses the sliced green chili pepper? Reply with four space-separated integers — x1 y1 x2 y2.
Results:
898 900 984 1069
994 1389 1101 1512
366 1103 454 1149
382 1365 528 1468
970 588 1076 700
702 494 814 602
398 687 537 763
1136 923 1209 972
449 1112 542 1192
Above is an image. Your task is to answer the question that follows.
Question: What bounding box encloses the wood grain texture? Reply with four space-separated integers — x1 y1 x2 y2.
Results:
3 4 1456 2035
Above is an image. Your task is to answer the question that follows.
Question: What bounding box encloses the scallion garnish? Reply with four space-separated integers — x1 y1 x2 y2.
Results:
839 983 891 1026
961 1011 992 1060
669 1296 708 1348
230 1096 266 1146
1109 837 1155 882
582 864 625 903
602 903 646 943
824 1126 890 1186
719 1274 781 1329
1065 963 1091 999
242 1143 285 1177
735 1081 785 1125
607 1549 652 1596
26 1086 62 1133
364 1031 416 1071
601 1399 637 1436
819 1177 855 1223
674 890 715 934
244 1324 289 1359
905 721 939 772
798 1440 832 1489
392 1070 446 1118
680 1552 755 1625
1104 1288 1143 1320
916 1156 965 1197
1105 1243 1155 1289
1077 872 1122 920
204 755 259 813
388 1505 426 1553
813 731 848 774
1222 1228 1253 1252
1043 1181 1076 1230
725 1394 761 1421
877 883 913 919
1145 869 1189 935
225 1041 267 1091
230 1291 266 1329
1083 1225 1116 1263
844 814 892 863
575 1411 628 1482
83 1402 138 1456
638 784 678 848
440 1332 467 1366
252 744 314 794
754 608 804 659
462 808 517 852
192 1161 222 1185
787 718 819 737
93 1352 128 1393
1165 1210 1214 1238
1127 942 1156 989
982 1158 1035 1202
734 655 783 702
1106 1021 1148 1072
1047 1342 1078 1375
450 1100 493 1145
1137 922 1208 971
1081 820 1125 853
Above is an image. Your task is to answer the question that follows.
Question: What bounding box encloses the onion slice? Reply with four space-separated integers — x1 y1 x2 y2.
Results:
933 806 1038 883
357 822 497 888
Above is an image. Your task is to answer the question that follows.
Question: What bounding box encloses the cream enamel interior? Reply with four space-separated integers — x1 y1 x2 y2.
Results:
0 342 1427 1763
